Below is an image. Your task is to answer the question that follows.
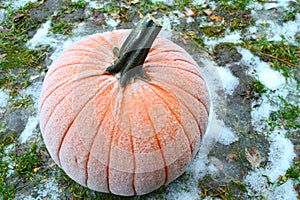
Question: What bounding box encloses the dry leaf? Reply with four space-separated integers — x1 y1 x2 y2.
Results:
210 15 223 23
184 8 196 17
127 0 139 6
245 147 261 170
0 54 7 59
33 167 40 173
204 8 213 16
13 14 25 22
110 13 121 20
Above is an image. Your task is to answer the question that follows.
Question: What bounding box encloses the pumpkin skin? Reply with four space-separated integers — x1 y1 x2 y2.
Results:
39 29 210 196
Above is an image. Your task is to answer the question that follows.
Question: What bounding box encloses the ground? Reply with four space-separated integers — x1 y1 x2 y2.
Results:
0 0 299 199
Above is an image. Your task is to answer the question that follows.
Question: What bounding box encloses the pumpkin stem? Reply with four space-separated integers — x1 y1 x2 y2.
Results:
105 14 162 87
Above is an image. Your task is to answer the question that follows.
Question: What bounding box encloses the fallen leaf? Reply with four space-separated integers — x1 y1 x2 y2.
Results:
184 8 196 17
210 15 223 23
204 8 213 16
33 167 40 173
47 163 56 168
127 0 139 6
13 14 25 22
110 13 121 20
0 54 7 59
245 147 261 170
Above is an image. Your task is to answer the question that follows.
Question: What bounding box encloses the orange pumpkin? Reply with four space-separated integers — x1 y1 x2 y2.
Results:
39 16 209 196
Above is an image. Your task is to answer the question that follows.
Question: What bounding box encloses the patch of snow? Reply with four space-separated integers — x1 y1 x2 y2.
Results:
3 144 16 178
216 67 239 95
87 1 108 9
207 156 223 177
157 13 182 30
251 95 275 131
263 3 281 10
151 0 174 6
217 126 238 145
23 81 43 110
15 177 63 200
26 20 54 49
0 9 7 23
249 13 300 43
276 0 296 9
245 130 296 199
238 48 286 90
105 14 120 29
26 19 87 62
186 17 194 23
7 0 38 9
161 155 208 200
192 0 206 5
19 115 39 143
204 31 242 49
270 180 298 200
0 90 9 107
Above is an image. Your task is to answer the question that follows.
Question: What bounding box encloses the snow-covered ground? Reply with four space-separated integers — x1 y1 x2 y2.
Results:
1 0 299 199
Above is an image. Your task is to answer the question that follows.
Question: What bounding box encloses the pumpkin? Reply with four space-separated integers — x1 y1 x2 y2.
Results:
39 15 210 196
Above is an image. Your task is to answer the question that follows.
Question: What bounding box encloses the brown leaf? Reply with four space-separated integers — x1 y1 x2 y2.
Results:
110 13 121 20
210 15 223 23
13 14 25 22
0 54 7 59
204 8 213 16
127 0 139 6
184 8 197 17
245 147 261 170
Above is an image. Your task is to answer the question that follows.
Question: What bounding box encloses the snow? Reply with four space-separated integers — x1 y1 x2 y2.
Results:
0 90 9 107
151 0 174 6
245 130 296 199
0 9 7 23
204 31 242 48
217 126 238 145
15 178 62 200
105 14 121 29
19 115 39 143
255 14 300 42
216 67 239 95
238 48 286 90
27 20 53 50
270 180 298 200
157 14 180 31
3 144 16 178
5 0 38 9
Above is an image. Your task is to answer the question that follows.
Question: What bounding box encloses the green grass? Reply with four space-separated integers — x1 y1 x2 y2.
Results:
242 37 300 80
0 136 42 199
50 21 77 35
0 3 46 95
199 174 247 199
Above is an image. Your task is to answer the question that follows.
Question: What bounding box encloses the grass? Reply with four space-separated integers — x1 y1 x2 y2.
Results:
199 174 247 199
0 3 46 96
242 37 300 81
0 136 43 199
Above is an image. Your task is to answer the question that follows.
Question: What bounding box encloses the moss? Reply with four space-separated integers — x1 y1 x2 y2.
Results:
201 26 225 37
50 21 77 35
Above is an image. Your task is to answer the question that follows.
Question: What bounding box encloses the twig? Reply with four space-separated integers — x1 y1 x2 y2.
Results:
255 50 300 69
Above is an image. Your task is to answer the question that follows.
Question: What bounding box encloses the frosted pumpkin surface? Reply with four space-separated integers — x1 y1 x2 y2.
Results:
39 30 210 196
